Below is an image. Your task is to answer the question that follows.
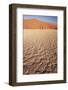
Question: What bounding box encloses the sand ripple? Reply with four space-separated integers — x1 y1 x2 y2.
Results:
23 29 57 74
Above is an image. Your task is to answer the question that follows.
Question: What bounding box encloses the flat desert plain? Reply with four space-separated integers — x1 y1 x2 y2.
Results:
23 29 57 74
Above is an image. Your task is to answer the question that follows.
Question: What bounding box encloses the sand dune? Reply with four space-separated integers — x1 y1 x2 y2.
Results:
24 19 57 29
23 29 57 74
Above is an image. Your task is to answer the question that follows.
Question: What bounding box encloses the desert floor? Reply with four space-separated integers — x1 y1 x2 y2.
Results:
23 29 57 75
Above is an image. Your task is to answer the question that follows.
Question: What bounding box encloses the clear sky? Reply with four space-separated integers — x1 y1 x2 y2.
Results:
24 15 57 24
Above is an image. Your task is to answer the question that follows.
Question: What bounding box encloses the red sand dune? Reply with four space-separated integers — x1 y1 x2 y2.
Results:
24 19 57 29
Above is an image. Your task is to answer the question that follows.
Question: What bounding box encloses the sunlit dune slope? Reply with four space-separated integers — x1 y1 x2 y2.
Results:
24 19 57 29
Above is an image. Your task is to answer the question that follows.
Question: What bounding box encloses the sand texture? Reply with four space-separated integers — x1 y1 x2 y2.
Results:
23 29 57 75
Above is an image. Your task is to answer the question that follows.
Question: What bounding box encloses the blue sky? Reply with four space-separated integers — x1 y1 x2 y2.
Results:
24 15 57 24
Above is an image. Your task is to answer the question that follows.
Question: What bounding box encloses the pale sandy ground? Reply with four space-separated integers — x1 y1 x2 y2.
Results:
23 29 57 75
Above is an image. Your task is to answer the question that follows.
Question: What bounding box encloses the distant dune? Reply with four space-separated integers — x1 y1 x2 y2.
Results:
24 19 57 29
